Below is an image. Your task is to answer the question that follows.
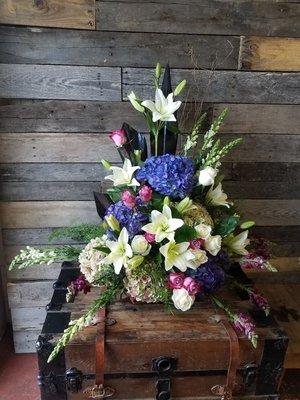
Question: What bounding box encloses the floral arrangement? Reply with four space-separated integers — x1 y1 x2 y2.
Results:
9 64 276 362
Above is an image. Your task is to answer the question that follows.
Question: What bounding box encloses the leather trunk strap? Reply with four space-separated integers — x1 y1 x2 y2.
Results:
95 308 106 386
212 318 240 400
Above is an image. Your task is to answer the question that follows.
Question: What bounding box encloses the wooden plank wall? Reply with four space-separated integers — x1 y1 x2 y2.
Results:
0 0 299 352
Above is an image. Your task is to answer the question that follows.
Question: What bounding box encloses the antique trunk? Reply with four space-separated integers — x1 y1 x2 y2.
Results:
37 261 288 400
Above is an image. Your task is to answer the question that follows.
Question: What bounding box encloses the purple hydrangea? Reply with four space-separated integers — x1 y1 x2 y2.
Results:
105 201 148 238
136 154 195 199
191 262 225 293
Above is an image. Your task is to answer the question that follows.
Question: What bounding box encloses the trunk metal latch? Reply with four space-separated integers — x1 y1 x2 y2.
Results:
152 356 177 400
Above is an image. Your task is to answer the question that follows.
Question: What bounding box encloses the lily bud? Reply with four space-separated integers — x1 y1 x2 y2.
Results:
134 149 142 165
105 215 120 232
127 255 144 269
128 91 145 113
155 63 162 79
176 197 195 214
101 159 111 170
163 196 170 206
174 79 187 96
241 221 255 229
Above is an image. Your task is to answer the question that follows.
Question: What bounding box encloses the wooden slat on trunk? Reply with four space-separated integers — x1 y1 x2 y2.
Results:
239 37 300 72
0 0 95 30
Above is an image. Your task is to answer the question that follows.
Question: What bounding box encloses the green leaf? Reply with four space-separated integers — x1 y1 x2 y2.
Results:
214 215 239 237
240 220 255 229
167 123 181 134
175 225 198 243
93 246 110 254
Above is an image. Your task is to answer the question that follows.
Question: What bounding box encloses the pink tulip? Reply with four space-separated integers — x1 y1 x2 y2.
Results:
121 190 136 208
139 185 153 202
109 129 127 147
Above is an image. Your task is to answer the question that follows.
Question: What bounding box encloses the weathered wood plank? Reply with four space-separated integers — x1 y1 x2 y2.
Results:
0 200 298 229
0 26 239 69
1 180 298 201
0 99 145 133
0 0 95 30
236 199 300 226
1 133 298 163
213 104 300 134
123 68 300 104
7 280 54 308
239 37 300 72
0 64 121 100
1 162 298 183
96 0 300 37
7 262 61 281
0 201 99 229
11 307 45 330
0 163 112 182
251 226 300 243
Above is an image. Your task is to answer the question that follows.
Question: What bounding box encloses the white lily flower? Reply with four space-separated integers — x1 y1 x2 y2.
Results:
224 231 250 256
159 241 195 272
142 88 181 123
206 183 231 208
128 91 145 113
103 228 133 274
142 204 184 242
105 158 140 187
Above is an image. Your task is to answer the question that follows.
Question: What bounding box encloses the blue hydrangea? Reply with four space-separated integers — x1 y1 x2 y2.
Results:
189 257 226 293
105 201 148 238
136 154 195 199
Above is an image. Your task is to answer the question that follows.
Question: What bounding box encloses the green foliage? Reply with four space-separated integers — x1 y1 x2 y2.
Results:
174 224 198 243
214 215 240 237
49 224 105 243
9 246 82 271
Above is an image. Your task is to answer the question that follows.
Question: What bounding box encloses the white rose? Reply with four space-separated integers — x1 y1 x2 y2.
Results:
131 235 151 256
195 223 212 240
198 167 217 186
204 235 222 256
172 288 195 312
190 249 208 269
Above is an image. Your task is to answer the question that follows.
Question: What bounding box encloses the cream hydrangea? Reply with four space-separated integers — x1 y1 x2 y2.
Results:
79 236 108 283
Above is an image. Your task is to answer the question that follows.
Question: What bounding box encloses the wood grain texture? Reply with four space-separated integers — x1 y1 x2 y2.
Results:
1 162 299 183
213 104 300 134
0 26 239 69
7 280 54 307
0 0 95 30
0 64 121 100
0 99 145 133
13 329 40 353
0 200 298 228
0 201 99 228
123 68 300 104
11 307 45 330
96 0 300 37
7 262 61 281
1 133 299 163
1 180 299 201
239 37 300 72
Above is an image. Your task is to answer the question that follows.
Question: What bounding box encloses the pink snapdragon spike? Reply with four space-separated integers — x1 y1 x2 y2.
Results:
239 255 265 270
138 185 153 202
121 190 136 208
183 276 203 295
233 312 258 347
144 232 156 243
250 290 270 316
109 128 127 147
168 272 186 289
69 275 91 295
189 238 205 250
